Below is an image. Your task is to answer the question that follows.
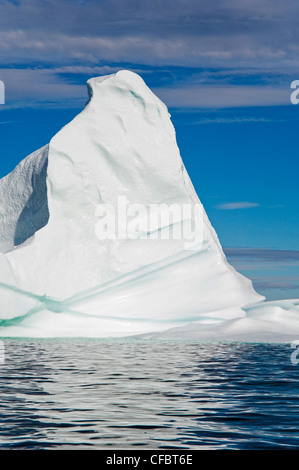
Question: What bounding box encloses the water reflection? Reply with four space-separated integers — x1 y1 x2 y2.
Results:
0 340 298 449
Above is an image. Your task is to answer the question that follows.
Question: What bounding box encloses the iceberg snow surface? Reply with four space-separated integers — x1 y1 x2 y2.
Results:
0 70 298 341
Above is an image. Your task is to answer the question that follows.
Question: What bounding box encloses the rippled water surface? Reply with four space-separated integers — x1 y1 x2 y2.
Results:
0 339 299 449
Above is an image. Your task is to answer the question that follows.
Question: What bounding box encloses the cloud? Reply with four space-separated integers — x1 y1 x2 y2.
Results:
0 0 298 68
193 117 283 124
224 247 299 262
224 247 299 298
154 85 290 108
215 202 260 210
0 0 298 108
0 68 86 108
0 66 293 109
254 281 299 290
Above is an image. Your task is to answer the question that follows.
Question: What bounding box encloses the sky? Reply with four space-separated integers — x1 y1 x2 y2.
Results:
0 0 298 300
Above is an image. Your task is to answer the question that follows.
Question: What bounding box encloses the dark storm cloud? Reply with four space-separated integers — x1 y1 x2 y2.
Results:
0 0 298 67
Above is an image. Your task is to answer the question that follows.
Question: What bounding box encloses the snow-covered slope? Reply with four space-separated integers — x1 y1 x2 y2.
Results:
0 70 297 340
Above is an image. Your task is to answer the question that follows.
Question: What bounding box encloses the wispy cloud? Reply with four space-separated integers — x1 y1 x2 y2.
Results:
224 247 299 262
0 67 89 108
215 202 260 210
224 247 299 299
154 85 290 109
254 281 299 290
0 66 293 109
194 117 283 124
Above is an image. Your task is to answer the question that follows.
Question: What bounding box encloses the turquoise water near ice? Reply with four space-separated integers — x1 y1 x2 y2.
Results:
0 339 298 449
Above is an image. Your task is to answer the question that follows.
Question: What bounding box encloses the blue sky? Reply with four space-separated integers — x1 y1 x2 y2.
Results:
0 0 298 299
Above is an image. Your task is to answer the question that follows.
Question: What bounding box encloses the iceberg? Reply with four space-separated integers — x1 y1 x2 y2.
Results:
0 70 298 341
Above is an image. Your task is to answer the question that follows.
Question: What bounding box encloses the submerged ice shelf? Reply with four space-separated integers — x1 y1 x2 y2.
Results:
0 70 298 341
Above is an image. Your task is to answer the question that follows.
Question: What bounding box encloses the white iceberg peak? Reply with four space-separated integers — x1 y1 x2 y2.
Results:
3 70 294 340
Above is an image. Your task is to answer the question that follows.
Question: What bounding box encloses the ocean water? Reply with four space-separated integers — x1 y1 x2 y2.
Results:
0 339 298 450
